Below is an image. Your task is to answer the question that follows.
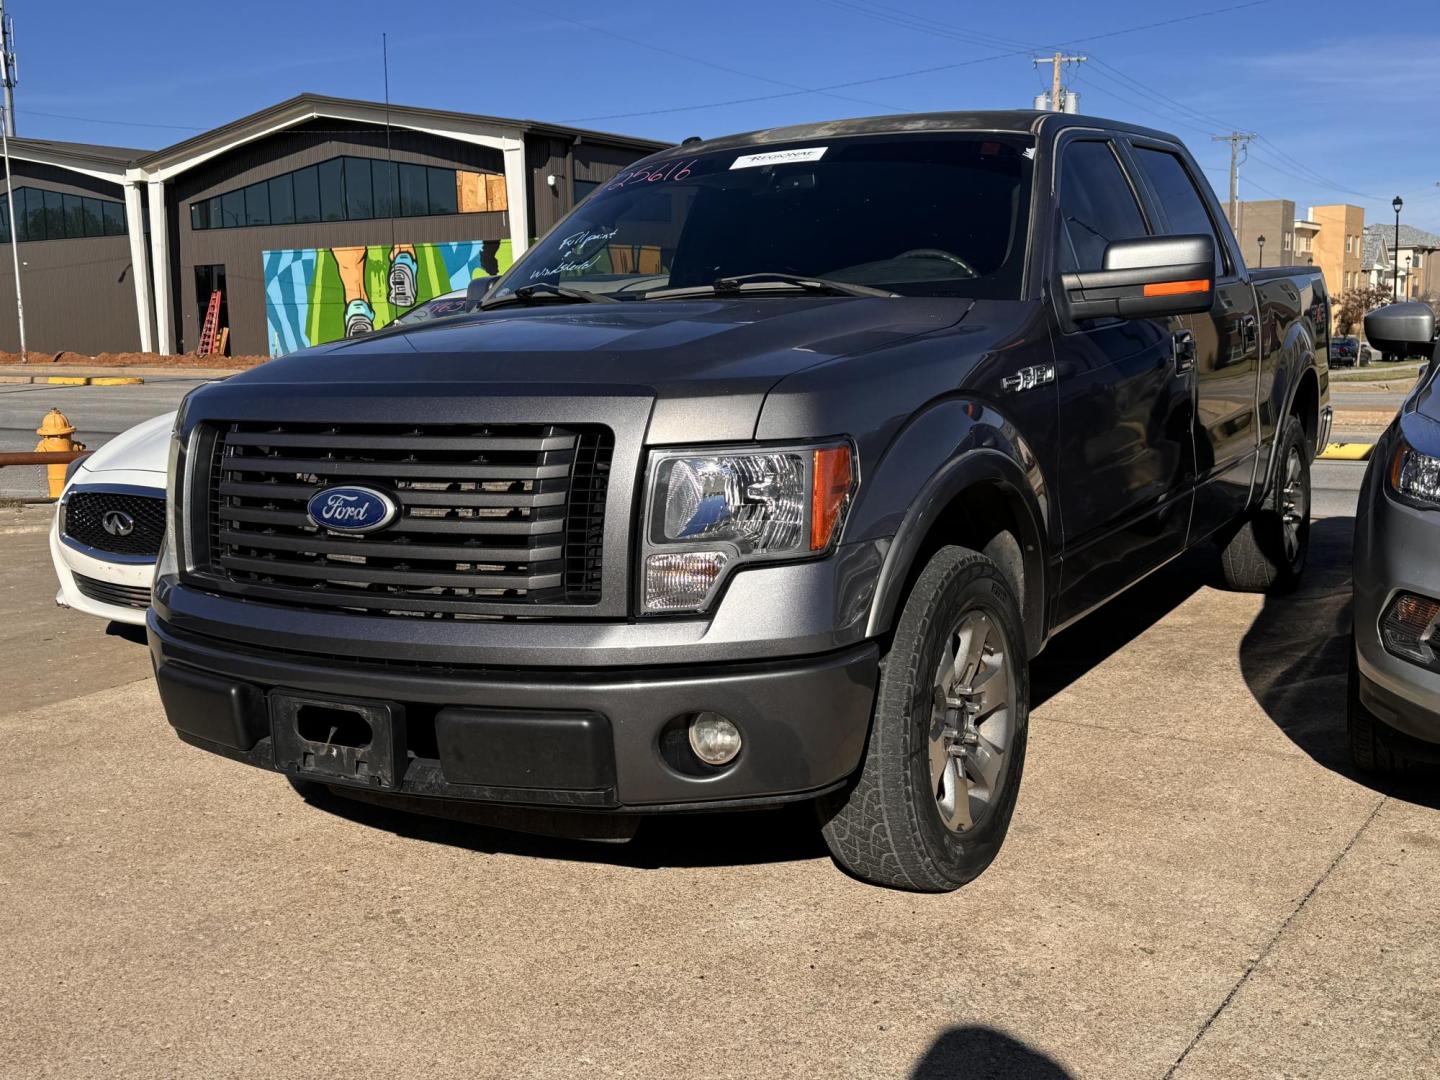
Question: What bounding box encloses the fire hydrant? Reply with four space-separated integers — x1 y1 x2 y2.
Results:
35 408 84 499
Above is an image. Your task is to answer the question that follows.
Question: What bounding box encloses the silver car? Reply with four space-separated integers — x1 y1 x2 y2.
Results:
1351 301 1440 770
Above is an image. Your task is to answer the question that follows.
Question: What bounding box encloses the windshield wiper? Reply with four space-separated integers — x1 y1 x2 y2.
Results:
481 282 619 310
645 273 899 301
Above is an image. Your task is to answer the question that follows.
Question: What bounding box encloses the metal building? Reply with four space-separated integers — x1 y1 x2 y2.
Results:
0 94 666 357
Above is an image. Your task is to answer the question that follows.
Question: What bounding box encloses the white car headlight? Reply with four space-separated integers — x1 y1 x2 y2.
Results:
156 429 184 578
1389 437 1440 508
640 442 855 613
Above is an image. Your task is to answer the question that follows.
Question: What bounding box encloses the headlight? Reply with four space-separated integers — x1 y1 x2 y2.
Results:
157 428 185 578
1388 437 1440 509
640 442 855 613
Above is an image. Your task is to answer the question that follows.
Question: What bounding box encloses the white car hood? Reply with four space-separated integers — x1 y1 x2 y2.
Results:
77 411 174 476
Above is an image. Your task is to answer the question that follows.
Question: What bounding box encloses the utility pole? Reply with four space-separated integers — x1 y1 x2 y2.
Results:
1032 52 1086 112
1211 131 1255 231
2 109 26 359
0 0 16 137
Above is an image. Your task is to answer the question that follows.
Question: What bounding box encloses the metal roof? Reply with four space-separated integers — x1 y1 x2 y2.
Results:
1 93 669 178
135 93 668 173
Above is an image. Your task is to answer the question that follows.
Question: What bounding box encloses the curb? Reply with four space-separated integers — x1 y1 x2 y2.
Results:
0 375 144 386
1319 442 1375 461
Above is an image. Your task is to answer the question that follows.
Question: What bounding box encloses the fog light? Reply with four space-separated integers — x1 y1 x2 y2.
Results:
1381 592 1440 667
688 712 742 766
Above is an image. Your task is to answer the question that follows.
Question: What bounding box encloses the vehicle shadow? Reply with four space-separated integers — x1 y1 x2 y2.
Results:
299 781 830 868
1031 548 1212 708
910 1026 1072 1079
300 550 1223 866
104 621 147 645
1236 515 1440 810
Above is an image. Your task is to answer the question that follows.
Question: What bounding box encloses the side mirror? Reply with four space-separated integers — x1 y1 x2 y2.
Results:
466 275 499 309
1061 234 1215 321
1364 301 1436 357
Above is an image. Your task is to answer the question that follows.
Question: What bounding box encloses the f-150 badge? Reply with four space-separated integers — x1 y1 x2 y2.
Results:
1002 364 1056 393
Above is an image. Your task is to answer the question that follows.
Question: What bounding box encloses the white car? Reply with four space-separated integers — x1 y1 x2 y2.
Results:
51 412 174 625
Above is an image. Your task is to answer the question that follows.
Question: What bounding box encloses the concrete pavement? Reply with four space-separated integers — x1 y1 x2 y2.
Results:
1 480 1436 1078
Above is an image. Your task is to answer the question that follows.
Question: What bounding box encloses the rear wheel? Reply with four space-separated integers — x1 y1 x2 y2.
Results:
1219 415 1310 592
819 545 1029 892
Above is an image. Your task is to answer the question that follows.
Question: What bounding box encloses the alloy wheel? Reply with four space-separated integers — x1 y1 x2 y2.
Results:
1280 446 1308 563
928 609 1015 833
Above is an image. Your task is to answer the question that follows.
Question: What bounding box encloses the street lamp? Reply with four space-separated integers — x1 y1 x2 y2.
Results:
1393 195 1404 301
1257 234 1266 268
1406 255 1414 299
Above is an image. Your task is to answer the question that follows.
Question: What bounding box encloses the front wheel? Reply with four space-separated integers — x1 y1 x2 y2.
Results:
819 545 1029 892
1218 415 1310 593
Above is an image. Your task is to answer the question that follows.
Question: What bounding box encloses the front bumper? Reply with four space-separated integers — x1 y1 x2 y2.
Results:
50 512 155 626
1352 437 1440 746
149 612 879 810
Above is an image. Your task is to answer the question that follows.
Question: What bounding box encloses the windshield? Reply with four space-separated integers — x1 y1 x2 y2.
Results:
493 133 1033 303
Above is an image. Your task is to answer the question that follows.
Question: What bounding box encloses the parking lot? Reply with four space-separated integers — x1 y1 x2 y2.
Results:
2 453 1435 1079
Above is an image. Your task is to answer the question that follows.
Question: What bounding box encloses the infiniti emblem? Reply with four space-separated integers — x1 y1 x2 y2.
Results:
102 509 135 537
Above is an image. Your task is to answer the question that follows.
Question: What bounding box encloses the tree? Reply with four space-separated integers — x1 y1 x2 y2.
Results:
1334 283 1392 336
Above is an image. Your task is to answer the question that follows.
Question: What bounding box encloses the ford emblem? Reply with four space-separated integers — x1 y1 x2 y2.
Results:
306 486 399 533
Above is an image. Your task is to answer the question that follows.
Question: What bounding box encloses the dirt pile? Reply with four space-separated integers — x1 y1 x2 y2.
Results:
0 350 269 368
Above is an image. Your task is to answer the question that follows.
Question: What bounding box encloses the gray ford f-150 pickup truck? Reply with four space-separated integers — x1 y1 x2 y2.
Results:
151 111 1331 891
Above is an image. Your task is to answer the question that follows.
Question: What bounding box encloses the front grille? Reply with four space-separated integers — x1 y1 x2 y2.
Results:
197 421 613 617
73 572 151 609
63 490 166 557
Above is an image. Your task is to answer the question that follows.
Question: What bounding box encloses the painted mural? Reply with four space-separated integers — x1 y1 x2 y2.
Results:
263 239 514 356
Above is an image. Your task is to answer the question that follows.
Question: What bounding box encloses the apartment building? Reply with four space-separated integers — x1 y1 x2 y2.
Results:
1225 200 1296 269
1309 204 1366 301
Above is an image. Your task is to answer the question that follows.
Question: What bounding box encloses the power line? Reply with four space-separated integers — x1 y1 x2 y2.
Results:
814 1 1387 208
543 11 904 114
564 0 1282 123
22 108 204 132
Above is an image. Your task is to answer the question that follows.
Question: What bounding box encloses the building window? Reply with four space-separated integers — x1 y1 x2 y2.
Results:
293 167 320 223
1283 232 1292 251
574 178 602 203
317 158 344 222
244 182 270 227
268 175 295 225
0 185 127 243
187 154 506 230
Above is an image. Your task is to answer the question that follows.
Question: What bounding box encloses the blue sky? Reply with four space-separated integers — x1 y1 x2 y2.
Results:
13 0 1440 232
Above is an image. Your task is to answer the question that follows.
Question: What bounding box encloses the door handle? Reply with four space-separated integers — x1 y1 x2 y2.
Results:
1172 329 1196 374
1241 314 1258 351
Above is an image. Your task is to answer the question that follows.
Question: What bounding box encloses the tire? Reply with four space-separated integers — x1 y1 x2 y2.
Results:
1348 644 1403 773
819 545 1030 892
1218 415 1310 593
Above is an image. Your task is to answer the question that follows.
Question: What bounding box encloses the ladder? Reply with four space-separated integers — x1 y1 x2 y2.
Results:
197 290 222 357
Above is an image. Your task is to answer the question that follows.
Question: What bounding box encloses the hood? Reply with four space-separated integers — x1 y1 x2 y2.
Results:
186 297 969 442
228 296 964 393
76 411 174 476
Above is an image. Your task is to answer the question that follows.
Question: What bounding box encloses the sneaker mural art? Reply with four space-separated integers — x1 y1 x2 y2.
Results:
263 239 513 356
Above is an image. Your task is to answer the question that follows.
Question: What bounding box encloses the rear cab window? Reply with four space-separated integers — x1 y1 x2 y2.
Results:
1127 145 1231 280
